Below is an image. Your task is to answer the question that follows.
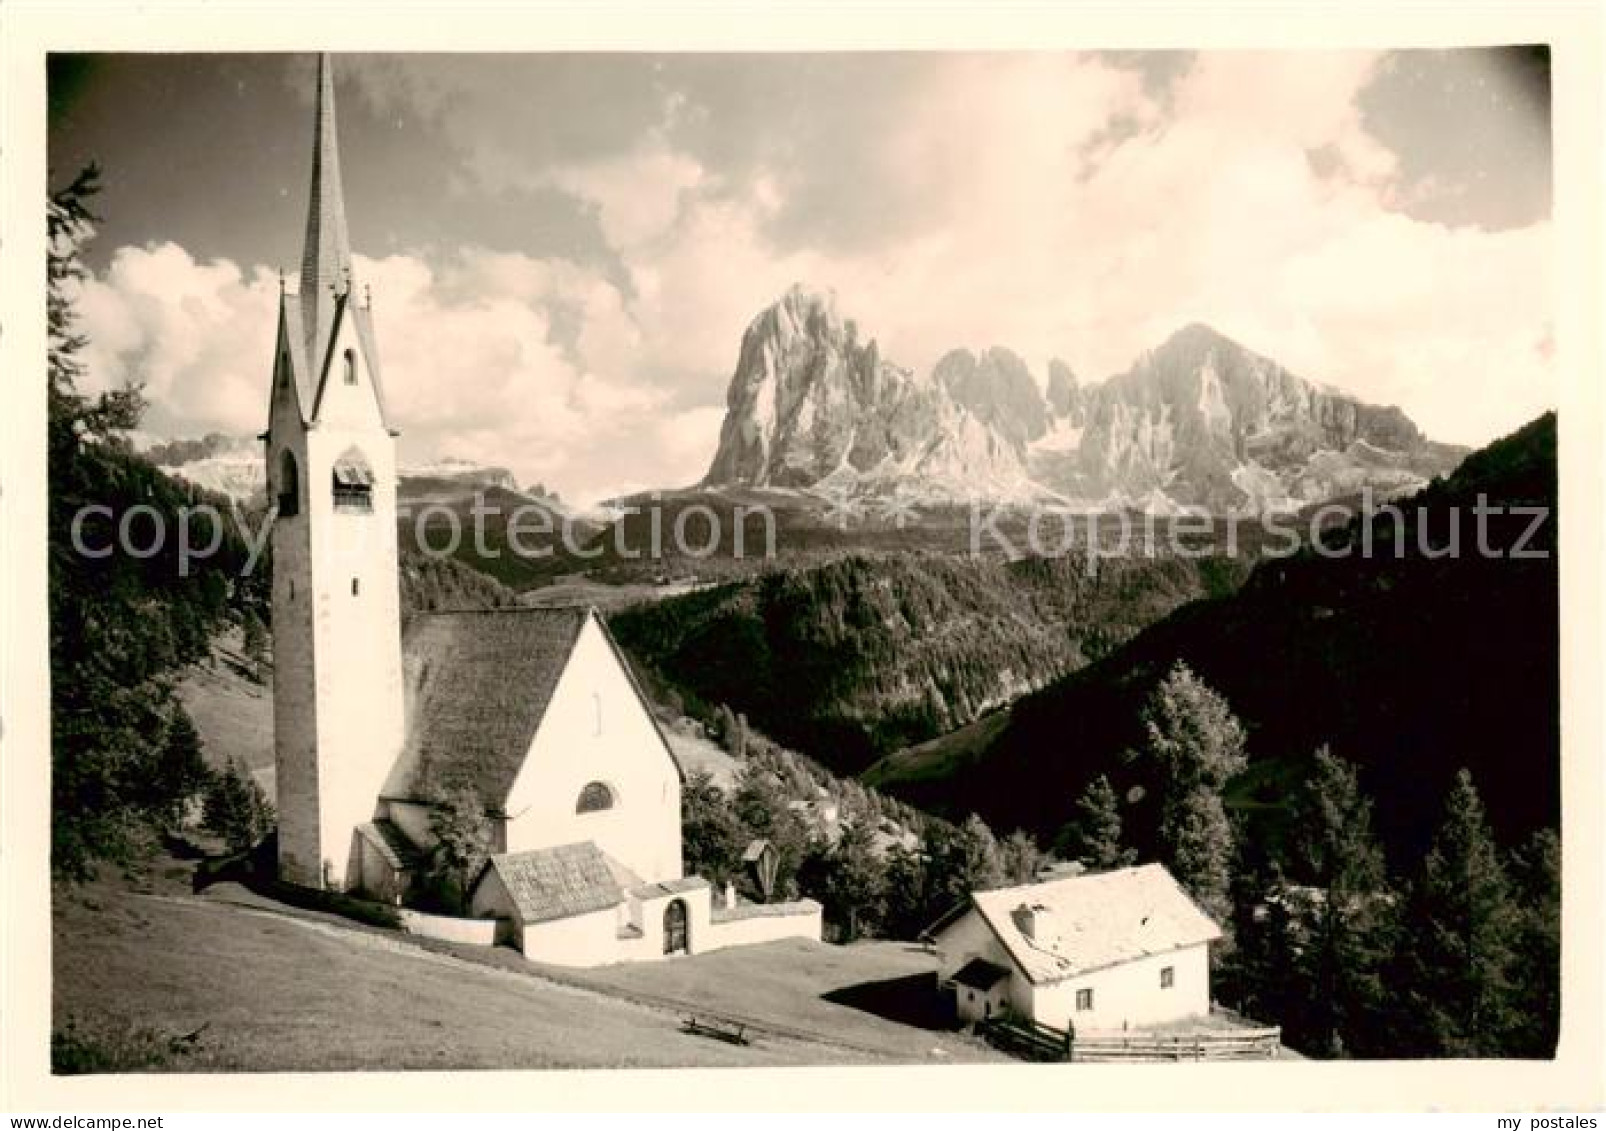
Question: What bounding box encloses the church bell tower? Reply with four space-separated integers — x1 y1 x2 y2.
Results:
265 54 405 889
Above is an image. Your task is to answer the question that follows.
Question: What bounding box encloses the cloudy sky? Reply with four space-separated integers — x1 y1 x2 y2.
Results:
49 49 1553 505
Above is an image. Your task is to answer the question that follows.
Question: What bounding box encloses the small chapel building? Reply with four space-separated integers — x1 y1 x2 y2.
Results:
264 54 818 967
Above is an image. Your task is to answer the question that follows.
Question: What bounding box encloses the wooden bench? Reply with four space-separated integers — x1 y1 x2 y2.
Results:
681 1015 751 1046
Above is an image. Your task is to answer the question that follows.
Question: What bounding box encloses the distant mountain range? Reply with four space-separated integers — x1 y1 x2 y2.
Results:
703 286 1468 513
147 432 532 505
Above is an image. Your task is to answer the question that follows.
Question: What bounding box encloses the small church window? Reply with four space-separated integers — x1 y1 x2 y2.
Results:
278 450 300 518
351 577 360 596
343 348 358 385
576 781 615 814
332 448 375 513
1160 966 1175 989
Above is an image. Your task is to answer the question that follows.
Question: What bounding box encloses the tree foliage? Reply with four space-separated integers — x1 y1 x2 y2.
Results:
1057 774 1134 870
1396 769 1522 1056
1140 663 1245 923
49 165 264 878
418 777 498 915
1277 749 1396 1056
202 759 275 854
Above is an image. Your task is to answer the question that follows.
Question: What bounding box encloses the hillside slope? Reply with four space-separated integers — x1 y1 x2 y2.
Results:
871 414 1558 861
54 869 999 1070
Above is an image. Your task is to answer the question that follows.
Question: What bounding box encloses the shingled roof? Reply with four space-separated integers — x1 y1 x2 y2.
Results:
961 864 1222 985
269 54 395 434
388 606 682 808
356 819 425 872
391 606 588 806
478 842 640 925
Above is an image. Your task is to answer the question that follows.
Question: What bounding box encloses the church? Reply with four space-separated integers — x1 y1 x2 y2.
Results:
262 55 819 967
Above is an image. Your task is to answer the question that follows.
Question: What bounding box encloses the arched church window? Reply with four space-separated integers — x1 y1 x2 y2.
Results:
278 450 300 517
343 347 357 386
576 781 615 814
332 447 374 514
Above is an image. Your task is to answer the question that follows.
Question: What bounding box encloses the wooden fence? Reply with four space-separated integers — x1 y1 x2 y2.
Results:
981 1017 1281 1063
979 1017 1072 1062
1068 1026 1282 1062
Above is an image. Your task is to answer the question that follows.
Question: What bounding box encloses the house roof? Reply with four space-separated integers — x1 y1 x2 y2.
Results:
952 957 1012 991
356 819 425 872
950 863 1222 985
389 606 682 808
477 841 640 925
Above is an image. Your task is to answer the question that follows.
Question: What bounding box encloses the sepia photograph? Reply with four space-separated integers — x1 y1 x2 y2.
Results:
4 0 1603 1117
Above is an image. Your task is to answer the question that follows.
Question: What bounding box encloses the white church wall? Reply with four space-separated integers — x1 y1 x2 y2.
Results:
397 908 500 947
271 300 406 892
699 901 823 954
268 347 321 888
502 615 681 883
518 907 623 967
300 310 406 892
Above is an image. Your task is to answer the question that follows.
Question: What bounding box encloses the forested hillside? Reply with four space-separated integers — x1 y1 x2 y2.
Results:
47 168 273 876
609 550 1249 773
874 413 1559 864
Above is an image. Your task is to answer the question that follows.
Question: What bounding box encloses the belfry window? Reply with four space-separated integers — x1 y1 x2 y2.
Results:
343 347 358 386
278 450 300 517
332 447 374 513
576 782 616 814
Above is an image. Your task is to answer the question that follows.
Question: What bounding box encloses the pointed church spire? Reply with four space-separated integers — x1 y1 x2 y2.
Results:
299 53 353 365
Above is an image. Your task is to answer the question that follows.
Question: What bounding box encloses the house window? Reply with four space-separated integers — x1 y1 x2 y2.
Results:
576 781 615 813
1161 966 1175 989
278 450 300 517
1075 988 1094 1012
332 448 374 513
343 348 358 385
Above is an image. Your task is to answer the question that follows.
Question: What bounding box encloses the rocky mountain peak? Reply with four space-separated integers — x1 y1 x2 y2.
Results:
702 289 1466 512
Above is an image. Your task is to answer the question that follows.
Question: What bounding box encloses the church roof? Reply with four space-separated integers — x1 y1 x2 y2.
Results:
299 53 353 370
948 864 1222 986
356 819 425 872
395 607 590 807
388 605 681 809
479 842 640 925
274 55 396 433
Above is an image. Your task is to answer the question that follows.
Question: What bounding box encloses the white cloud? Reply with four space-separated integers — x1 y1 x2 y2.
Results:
88 52 1554 503
77 243 724 506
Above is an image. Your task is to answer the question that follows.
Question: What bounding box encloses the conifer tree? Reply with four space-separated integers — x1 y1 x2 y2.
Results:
999 829 1043 885
1284 748 1395 1057
1057 774 1135 870
1140 663 1246 924
817 819 887 941
1507 827 1561 1057
1400 769 1521 1056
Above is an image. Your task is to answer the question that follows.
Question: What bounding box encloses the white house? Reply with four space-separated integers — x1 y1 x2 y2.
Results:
266 55 819 967
930 864 1222 1032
